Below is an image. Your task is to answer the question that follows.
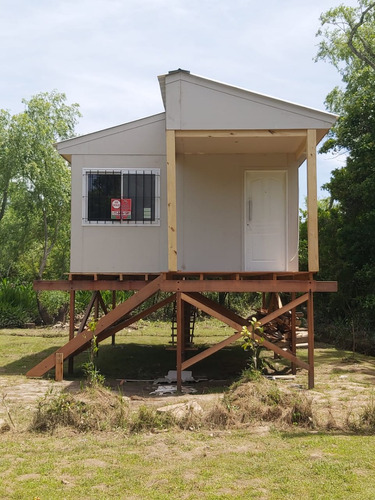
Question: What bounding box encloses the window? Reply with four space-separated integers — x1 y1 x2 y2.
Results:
83 169 160 225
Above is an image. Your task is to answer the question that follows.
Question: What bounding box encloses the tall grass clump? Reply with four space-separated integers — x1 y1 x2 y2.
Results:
0 278 38 327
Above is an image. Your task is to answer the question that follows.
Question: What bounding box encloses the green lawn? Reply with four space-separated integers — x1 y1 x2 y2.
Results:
1 320 375 499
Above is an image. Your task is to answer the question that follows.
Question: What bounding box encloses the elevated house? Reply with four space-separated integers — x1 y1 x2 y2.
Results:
28 70 338 388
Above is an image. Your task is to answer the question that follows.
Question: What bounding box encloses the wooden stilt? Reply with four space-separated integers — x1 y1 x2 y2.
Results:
94 292 99 321
68 290 75 375
111 290 116 345
307 290 314 389
55 353 64 381
176 293 184 392
291 292 297 375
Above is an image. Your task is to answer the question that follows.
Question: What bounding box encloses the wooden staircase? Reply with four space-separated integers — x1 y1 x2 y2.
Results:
26 275 163 378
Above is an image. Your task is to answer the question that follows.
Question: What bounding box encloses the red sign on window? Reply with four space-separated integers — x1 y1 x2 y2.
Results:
111 199 132 220
121 198 132 220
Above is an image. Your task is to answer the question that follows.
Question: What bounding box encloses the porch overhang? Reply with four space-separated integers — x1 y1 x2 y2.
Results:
174 128 328 163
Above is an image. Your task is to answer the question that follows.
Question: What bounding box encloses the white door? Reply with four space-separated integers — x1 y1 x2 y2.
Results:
245 170 287 271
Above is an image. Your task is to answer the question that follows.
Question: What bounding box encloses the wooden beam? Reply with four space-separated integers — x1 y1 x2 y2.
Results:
181 292 310 371
26 276 163 378
160 279 337 293
55 353 64 381
176 293 184 392
166 129 177 271
68 290 75 375
290 292 297 375
307 290 315 389
111 290 116 345
33 280 151 291
105 293 176 337
307 129 319 272
175 130 307 139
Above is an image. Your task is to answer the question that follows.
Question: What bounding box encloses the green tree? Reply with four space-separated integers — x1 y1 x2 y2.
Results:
315 1 375 345
0 91 80 281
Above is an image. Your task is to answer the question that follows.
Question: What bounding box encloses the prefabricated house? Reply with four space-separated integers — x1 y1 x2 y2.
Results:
29 70 338 388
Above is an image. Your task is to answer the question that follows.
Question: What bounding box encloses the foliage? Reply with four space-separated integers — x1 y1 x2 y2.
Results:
241 320 265 372
0 278 38 327
0 91 80 282
82 322 106 387
313 1 375 346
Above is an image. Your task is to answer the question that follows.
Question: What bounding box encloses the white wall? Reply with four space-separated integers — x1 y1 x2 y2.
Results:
69 118 168 273
176 154 299 271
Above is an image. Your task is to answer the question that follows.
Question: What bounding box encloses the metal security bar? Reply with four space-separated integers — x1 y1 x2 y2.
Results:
82 169 160 225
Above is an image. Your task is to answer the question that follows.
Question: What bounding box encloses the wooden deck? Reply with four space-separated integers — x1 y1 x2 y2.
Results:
28 272 337 389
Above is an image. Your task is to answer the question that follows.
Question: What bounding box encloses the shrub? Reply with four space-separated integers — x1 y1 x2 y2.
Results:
0 279 38 327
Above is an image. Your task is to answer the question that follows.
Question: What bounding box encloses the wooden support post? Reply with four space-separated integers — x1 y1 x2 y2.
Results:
307 290 314 389
94 292 99 321
111 290 116 345
176 293 184 392
68 290 75 375
307 129 319 272
166 130 178 271
291 292 297 375
55 353 64 381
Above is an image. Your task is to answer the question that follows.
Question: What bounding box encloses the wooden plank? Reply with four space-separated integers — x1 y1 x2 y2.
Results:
175 130 307 139
111 290 116 346
160 280 337 293
105 294 176 337
307 290 315 389
77 292 97 334
181 292 310 371
290 292 297 375
93 275 163 338
55 353 64 381
176 293 184 392
307 129 319 272
33 280 151 291
182 292 248 331
68 290 75 375
166 129 177 271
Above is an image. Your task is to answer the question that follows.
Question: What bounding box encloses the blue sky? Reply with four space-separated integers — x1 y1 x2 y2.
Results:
1 0 356 204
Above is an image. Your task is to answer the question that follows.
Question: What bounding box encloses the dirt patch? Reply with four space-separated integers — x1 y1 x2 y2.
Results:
1 347 375 432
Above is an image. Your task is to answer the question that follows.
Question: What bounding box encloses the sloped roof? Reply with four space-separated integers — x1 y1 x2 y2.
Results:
158 69 337 131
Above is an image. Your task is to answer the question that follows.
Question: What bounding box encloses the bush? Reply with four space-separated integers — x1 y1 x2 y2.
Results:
0 279 38 327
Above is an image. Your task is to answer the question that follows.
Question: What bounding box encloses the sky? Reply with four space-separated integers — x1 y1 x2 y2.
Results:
0 0 358 205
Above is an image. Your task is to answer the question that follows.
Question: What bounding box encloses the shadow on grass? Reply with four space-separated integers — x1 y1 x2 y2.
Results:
77 342 250 381
1 345 64 375
1 341 250 382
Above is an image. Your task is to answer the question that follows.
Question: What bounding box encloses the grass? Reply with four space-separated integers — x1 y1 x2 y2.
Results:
1 320 375 498
1 430 375 499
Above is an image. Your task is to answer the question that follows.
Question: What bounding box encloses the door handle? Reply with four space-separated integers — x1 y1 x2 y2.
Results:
248 200 252 222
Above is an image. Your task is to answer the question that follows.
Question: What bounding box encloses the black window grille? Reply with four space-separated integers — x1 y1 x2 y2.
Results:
84 169 160 224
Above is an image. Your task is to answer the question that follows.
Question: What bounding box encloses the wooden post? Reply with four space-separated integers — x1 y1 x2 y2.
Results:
111 290 116 345
307 289 314 389
166 130 178 271
68 290 75 375
306 129 319 272
290 292 297 375
55 353 64 381
176 292 184 392
94 292 99 321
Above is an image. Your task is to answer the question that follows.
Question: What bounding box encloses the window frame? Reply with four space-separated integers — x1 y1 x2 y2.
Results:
82 168 161 226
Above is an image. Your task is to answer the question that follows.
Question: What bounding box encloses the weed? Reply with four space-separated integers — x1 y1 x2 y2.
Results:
82 322 105 387
129 405 175 433
30 386 129 433
348 393 375 433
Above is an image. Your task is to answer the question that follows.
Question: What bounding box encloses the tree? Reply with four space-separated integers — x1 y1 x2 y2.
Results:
315 1 375 344
0 91 80 281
